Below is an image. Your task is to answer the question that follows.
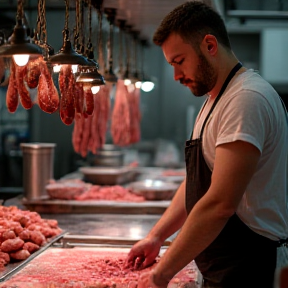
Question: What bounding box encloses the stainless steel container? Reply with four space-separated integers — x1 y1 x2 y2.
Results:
20 143 56 200
89 144 124 167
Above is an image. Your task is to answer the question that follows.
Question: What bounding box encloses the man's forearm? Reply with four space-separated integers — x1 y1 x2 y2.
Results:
147 180 187 243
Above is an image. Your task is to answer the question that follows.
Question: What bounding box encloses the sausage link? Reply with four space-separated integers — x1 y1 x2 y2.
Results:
37 60 59 114
6 60 19 113
59 65 75 125
15 64 33 109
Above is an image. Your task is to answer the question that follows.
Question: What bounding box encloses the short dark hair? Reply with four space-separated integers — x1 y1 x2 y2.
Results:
153 1 231 50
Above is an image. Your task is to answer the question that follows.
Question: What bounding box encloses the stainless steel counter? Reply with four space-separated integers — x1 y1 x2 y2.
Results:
41 213 164 239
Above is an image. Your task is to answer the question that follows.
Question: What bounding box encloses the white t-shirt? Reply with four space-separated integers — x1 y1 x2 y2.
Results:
192 69 288 241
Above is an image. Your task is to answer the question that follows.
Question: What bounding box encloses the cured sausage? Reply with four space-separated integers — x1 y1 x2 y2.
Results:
74 82 84 114
37 60 60 114
6 60 19 113
59 65 75 125
72 113 85 154
111 79 131 146
79 115 93 158
25 57 41 89
83 85 94 116
15 64 33 109
127 87 141 143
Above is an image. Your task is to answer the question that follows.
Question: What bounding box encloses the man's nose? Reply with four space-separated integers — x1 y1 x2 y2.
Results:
174 66 183 81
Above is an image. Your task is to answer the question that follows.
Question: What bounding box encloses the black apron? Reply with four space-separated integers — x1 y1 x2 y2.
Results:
185 63 278 288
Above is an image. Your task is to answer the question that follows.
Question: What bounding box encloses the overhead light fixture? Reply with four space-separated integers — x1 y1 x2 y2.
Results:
76 0 104 85
48 0 89 67
138 39 155 92
91 85 100 94
103 8 118 84
76 66 105 84
49 29 89 67
0 0 42 66
141 77 155 92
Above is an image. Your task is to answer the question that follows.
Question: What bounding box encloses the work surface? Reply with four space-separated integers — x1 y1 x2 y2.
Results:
41 213 167 239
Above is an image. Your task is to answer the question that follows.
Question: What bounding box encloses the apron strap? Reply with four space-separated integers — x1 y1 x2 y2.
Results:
199 62 243 138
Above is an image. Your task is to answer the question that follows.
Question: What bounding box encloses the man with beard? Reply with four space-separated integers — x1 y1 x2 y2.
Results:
125 1 288 288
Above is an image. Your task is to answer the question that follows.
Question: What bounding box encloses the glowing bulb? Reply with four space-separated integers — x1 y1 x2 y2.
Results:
72 65 78 74
53 65 61 73
124 79 131 86
91 86 100 94
13 54 29 66
141 81 155 92
135 81 142 89
127 83 135 93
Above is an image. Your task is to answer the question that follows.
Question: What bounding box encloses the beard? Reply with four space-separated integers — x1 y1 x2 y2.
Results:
181 53 217 97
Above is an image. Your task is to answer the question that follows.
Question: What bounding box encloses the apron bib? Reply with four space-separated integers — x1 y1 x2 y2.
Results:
184 63 278 288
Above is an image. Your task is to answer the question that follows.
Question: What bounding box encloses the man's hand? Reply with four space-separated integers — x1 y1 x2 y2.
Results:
138 270 170 288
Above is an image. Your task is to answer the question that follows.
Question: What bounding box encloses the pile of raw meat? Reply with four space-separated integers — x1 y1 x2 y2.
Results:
46 179 145 202
0 206 62 269
0 248 201 288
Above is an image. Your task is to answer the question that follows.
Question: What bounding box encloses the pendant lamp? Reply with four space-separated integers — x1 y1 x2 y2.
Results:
0 0 42 66
48 0 89 66
103 8 118 84
76 0 104 85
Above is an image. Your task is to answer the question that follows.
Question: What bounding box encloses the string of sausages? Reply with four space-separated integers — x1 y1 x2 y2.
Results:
5 59 142 157
6 57 59 114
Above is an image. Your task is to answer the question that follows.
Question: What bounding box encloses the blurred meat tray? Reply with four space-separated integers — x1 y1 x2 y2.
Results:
79 166 138 185
22 198 170 214
128 180 179 200
158 168 186 184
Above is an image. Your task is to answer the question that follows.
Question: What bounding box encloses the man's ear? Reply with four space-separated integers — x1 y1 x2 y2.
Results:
201 34 217 55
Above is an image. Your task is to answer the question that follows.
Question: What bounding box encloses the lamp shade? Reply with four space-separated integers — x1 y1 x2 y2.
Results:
49 29 89 66
0 19 42 58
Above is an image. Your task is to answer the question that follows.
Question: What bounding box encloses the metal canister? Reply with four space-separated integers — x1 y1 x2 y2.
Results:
20 143 56 200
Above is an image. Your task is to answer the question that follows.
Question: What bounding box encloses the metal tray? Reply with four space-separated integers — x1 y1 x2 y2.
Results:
22 198 170 214
0 231 66 282
79 166 138 185
56 234 172 248
128 179 178 200
0 246 202 287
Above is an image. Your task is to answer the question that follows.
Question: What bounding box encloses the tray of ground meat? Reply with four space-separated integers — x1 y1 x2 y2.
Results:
22 179 171 214
0 247 202 287
158 169 186 184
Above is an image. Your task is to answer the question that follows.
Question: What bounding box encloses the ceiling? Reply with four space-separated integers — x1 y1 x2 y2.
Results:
0 0 287 42
0 0 216 42
101 0 189 40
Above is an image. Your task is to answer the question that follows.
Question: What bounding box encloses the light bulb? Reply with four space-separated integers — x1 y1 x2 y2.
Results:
141 81 155 92
72 65 78 74
135 81 142 89
13 54 29 66
91 85 100 94
124 79 131 86
53 65 61 73
127 83 135 93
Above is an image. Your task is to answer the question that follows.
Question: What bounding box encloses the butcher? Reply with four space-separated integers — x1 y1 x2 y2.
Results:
126 1 288 288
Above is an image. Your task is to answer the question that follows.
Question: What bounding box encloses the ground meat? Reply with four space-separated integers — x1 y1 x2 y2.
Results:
0 206 62 267
0 238 24 253
9 249 30 261
1 230 16 241
29 231 47 247
46 179 91 200
75 185 145 202
0 252 10 265
0 248 200 287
